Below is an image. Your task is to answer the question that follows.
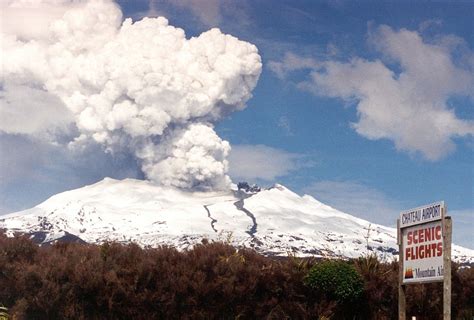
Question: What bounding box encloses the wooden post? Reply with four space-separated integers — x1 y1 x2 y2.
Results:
443 216 452 320
398 219 406 320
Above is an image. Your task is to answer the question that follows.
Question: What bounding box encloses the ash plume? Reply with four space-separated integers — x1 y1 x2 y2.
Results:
0 0 262 190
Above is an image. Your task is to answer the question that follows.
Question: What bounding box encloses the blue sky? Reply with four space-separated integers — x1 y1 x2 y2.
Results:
1 0 472 248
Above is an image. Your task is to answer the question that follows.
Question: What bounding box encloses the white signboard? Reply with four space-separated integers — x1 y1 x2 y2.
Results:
400 202 445 284
400 201 444 228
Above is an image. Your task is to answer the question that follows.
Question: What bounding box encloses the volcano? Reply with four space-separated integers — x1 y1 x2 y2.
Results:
1 178 473 263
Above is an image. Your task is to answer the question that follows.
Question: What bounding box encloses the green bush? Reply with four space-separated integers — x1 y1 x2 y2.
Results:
305 260 363 302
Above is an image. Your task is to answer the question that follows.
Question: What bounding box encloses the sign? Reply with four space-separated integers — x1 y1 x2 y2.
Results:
399 201 445 284
402 220 444 283
397 201 452 320
400 201 444 228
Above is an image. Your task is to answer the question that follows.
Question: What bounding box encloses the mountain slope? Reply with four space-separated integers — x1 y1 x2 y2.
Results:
1 178 473 263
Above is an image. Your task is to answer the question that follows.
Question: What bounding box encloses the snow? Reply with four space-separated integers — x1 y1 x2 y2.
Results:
1 178 473 263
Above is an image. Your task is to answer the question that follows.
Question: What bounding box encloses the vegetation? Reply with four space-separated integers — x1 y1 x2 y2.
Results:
305 260 364 302
1 233 473 319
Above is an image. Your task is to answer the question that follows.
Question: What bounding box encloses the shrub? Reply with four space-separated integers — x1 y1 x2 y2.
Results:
305 260 364 302
1 232 474 319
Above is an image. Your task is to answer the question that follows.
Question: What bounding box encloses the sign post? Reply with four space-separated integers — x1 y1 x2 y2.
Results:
398 202 452 320
443 216 452 320
397 219 406 320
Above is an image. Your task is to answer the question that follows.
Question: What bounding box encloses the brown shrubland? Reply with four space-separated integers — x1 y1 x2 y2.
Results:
0 233 472 319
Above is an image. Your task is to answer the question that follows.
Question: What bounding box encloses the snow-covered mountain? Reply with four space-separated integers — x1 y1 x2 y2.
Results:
1 178 473 263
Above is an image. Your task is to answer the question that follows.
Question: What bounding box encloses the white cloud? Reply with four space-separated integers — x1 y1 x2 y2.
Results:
1 0 262 191
228 144 307 181
0 84 73 137
0 0 85 40
148 0 244 28
418 19 443 33
449 209 474 249
171 0 222 27
0 133 142 214
277 115 294 136
147 0 253 29
138 123 231 190
303 180 402 226
0 134 50 185
270 25 474 160
267 52 320 80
